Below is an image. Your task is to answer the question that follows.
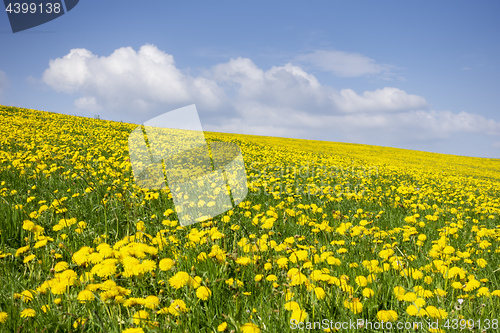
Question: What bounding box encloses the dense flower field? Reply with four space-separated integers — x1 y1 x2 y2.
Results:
1 105 500 332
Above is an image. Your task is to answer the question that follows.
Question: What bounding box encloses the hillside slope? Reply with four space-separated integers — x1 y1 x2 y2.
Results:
0 105 499 332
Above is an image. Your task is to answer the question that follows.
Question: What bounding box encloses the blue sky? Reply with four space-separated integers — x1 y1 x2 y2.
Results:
1 0 500 158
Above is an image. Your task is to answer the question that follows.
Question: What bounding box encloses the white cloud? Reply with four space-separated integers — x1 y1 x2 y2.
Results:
42 44 225 118
402 110 500 136
205 105 500 153
332 87 427 113
74 96 102 111
42 46 418 119
295 50 394 78
211 58 323 109
43 48 93 93
41 44 500 157
0 70 8 94
210 58 422 114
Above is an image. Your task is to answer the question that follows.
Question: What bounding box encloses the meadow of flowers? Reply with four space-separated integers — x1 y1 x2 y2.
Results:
1 105 500 332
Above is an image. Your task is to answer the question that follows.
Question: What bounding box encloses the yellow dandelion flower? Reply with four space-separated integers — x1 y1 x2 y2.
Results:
77 290 95 303
168 299 188 316
343 298 363 314
289 250 308 263
73 318 86 329
377 310 398 322
159 258 175 271
276 257 288 268
132 310 149 325
188 276 202 288
50 282 67 295
284 301 300 311
406 304 427 317
290 309 308 322
0 312 8 323
217 322 228 331
266 274 278 282
442 246 455 254
355 276 367 287
425 306 447 319
169 271 190 289
463 279 480 292
15 245 30 257
139 259 156 273
314 287 326 300
476 258 487 268
22 220 35 231
378 249 394 260
362 288 374 298
394 286 406 300
122 328 144 333
20 290 34 303
141 295 159 309
240 323 260 333
326 256 341 266
414 298 426 308
54 261 69 272
477 287 490 297
403 292 417 302
236 257 252 265
23 254 36 263
491 290 500 297
20 309 36 318
196 286 212 300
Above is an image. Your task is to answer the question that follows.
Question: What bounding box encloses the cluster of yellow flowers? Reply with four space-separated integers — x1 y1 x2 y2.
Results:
0 105 500 332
